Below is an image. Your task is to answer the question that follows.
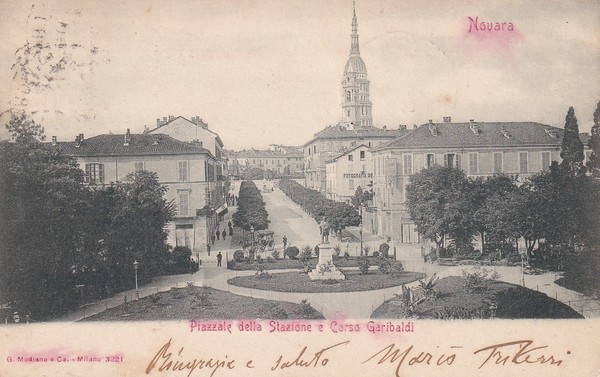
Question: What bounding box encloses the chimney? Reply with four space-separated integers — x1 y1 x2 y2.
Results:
443 116 451 123
169 115 174 121
143 125 149 134
52 136 57 146
79 133 84 141
383 125 387 130
156 118 161 127
75 134 81 147
124 128 131 146
469 119 480 135
163 117 167 124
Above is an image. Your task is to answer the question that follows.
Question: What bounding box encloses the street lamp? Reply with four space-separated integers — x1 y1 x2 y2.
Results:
133 260 139 300
250 225 256 258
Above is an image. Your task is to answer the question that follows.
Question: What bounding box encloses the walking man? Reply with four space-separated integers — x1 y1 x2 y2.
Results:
216 229 220 241
283 235 288 250
217 252 222 267
222 229 227 241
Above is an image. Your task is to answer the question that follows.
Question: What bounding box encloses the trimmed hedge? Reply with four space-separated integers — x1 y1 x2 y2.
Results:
279 179 360 233
232 181 269 231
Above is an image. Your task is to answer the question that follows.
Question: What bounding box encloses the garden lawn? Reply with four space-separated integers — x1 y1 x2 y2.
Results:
83 286 324 321
371 276 583 319
227 270 424 293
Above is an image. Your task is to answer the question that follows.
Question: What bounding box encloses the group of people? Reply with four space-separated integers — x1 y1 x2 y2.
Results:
226 193 237 207
210 220 234 246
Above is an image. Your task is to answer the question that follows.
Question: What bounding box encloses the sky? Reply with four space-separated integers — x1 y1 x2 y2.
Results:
0 0 599 150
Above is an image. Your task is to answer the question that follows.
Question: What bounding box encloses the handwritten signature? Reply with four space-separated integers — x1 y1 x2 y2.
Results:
145 338 566 376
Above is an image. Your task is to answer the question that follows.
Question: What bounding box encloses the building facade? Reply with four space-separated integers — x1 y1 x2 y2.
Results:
325 144 373 202
304 125 407 192
228 148 304 177
147 115 227 216
367 120 566 245
56 131 220 255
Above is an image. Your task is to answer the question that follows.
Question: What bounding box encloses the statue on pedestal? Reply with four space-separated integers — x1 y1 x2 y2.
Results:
319 217 330 244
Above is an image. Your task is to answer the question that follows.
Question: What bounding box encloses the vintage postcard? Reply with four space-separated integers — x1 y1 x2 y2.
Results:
1 0 599 376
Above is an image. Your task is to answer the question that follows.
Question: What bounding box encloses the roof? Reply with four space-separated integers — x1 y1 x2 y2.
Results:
344 55 367 75
327 144 370 163
148 116 224 147
303 124 407 146
52 133 216 158
373 121 564 152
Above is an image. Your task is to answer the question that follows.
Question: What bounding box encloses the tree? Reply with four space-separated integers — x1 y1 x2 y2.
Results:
405 166 476 255
0 115 86 318
351 186 373 207
587 101 600 178
560 106 585 176
472 175 519 254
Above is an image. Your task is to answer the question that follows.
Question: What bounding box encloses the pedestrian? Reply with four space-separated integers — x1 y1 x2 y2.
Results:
228 220 232 228
216 229 220 241
222 229 227 241
211 234 216 246
217 252 222 267
207 243 211 256
229 226 233 236
282 235 288 250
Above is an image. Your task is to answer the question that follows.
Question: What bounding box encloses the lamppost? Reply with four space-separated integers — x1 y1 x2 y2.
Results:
250 225 256 259
358 203 364 256
133 260 139 300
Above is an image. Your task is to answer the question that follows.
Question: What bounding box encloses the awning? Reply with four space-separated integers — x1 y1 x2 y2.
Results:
216 203 228 215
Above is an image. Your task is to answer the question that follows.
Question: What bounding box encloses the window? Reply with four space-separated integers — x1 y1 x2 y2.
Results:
348 154 354 161
493 152 503 173
84 163 104 185
313 145 317 153
403 154 413 175
360 151 365 160
178 191 190 217
444 153 461 169
178 161 189 181
426 154 435 168
349 179 354 190
519 152 528 173
469 153 478 174
542 152 551 172
134 162 145 172
308 148 311 155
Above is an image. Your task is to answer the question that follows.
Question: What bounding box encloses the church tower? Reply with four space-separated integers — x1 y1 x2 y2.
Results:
341 1 373 128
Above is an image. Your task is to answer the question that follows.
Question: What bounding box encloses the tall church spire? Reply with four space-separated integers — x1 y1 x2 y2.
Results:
350 1 360 56
341 0 372 128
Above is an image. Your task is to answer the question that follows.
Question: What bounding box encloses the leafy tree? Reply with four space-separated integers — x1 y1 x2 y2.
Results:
560 106 585 176
587 101 600 178
232 181 269 230
351 186 373 207
405 166 476 254
0 115 86 318
472 175 518 254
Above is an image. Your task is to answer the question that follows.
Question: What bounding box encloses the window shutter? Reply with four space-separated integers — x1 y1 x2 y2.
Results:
443 154 448 167
98 164 104 183
456 154 462 169
84 164 90 183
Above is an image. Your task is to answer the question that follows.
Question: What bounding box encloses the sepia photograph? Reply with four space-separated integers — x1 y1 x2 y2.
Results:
0 0 599 376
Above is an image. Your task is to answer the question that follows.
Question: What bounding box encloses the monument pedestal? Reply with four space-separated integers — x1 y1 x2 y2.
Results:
308 243 345 280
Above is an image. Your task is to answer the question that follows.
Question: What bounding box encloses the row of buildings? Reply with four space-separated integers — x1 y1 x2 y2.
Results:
226 145 304 178
303 3 594 247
